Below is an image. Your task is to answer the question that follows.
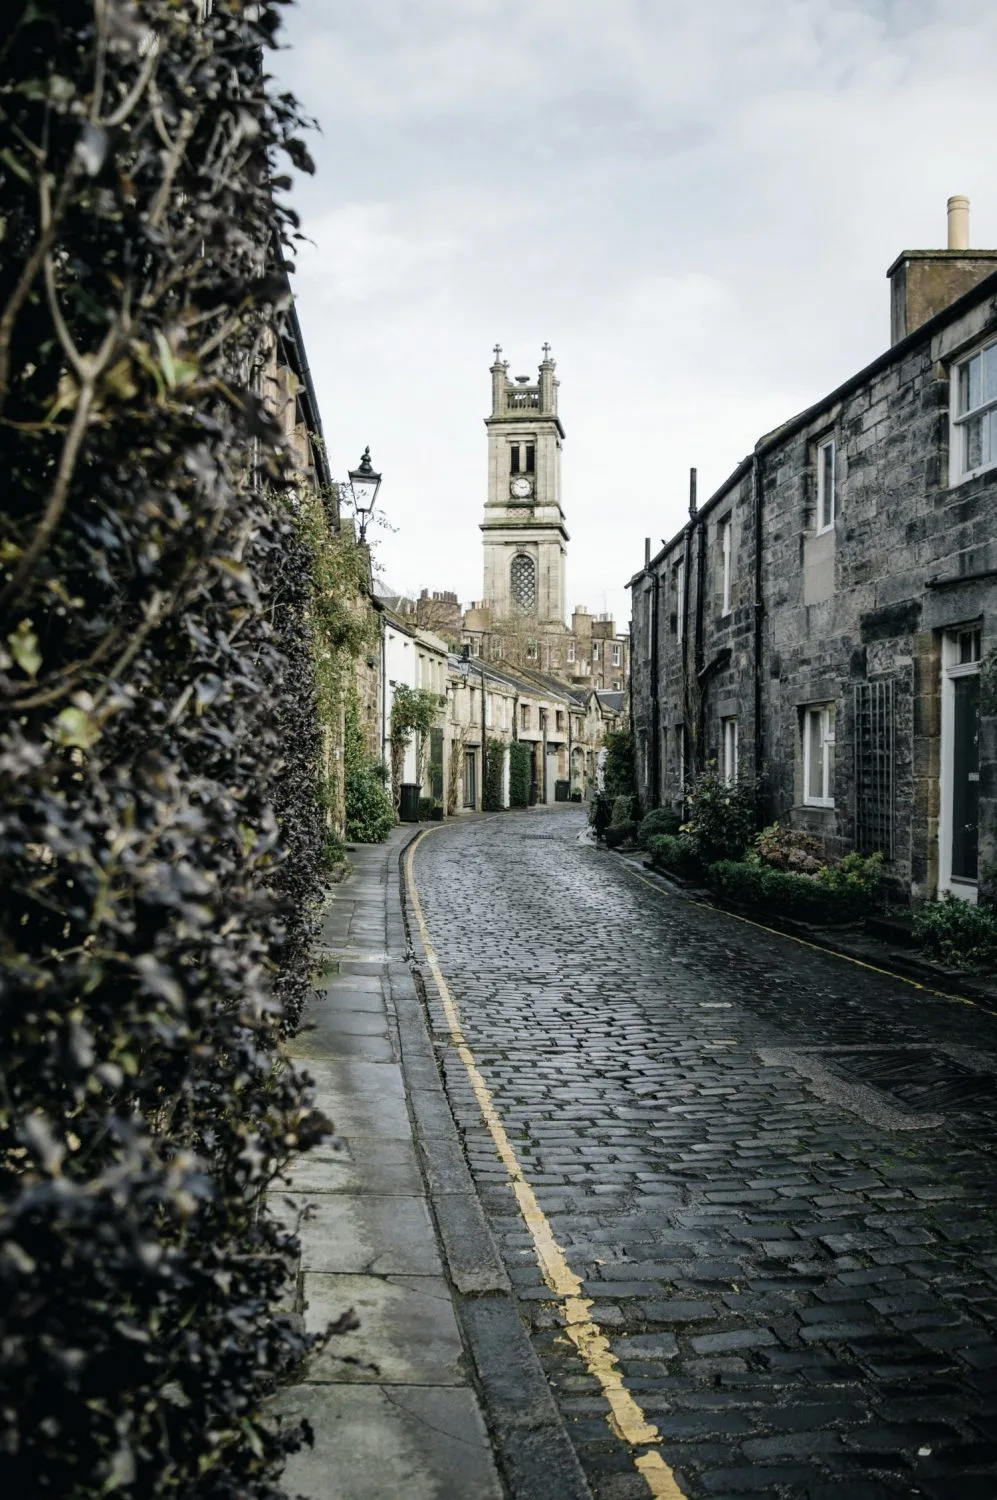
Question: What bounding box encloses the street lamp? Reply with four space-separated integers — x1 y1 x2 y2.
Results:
347 446 382 543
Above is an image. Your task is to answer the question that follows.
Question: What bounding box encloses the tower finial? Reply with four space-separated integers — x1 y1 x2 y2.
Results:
493 343 503 363
542 341 552 361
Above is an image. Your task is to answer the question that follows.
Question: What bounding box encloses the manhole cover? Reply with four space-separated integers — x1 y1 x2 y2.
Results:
834 1048 997 1113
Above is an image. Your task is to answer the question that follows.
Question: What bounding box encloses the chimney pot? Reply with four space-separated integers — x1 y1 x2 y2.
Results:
948 195 970 251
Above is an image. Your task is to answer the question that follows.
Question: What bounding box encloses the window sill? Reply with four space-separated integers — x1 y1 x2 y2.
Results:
798 801 835 813
947 461 997 489
814 523 835 538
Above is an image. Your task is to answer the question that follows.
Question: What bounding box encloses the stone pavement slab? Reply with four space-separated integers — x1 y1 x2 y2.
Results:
277 1384 503 1500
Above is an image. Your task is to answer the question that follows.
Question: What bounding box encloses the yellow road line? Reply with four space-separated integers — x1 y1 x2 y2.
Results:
404 830 686 1500
618 858 983 1011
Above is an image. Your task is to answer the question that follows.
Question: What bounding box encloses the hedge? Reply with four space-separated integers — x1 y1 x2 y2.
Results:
509 741 532 807
0 4 334 1495
706 860 873 923
483 737 505 811
646 833 700 880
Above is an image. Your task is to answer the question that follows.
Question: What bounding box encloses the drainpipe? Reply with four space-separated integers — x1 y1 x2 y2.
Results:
480 662 487 806
752 451 765 785
693 470 708 768
682 468 697 779
381 615 388 777
650 550 660 809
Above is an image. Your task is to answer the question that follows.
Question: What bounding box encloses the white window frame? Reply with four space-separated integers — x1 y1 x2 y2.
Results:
675 561 685 643
950 336 997 485
567 640 576 663
612 643 621 667
816 437 835 534
802 703 836 808
720 516 732 615
722 716 738 784
592 641 600 662
938 627 982 901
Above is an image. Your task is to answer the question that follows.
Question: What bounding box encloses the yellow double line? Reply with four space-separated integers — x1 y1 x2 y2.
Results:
405 830 686 1500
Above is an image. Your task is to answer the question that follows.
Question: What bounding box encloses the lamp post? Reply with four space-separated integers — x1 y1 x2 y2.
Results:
347 446 382 543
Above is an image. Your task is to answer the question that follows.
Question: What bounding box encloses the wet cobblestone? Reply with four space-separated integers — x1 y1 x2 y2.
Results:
411 809 997 1498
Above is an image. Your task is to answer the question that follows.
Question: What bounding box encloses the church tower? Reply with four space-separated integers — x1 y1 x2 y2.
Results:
482 345 568 625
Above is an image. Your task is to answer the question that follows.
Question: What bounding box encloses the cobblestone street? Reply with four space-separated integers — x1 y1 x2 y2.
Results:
410 807 997 1500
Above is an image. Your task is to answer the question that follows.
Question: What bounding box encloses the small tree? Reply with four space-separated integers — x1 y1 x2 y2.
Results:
390 685 441 808
447 723 472 815
603 728 636 800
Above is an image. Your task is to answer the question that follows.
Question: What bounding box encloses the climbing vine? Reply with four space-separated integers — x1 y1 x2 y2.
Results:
389 685 442 807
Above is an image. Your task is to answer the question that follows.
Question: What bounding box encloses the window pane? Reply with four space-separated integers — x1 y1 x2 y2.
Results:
807 711 822 800
820 442 834 528
966 353 983 413
821 714 833 798
525 444 535 473
966 413 984 472
985 343 997 403
510 445 520 474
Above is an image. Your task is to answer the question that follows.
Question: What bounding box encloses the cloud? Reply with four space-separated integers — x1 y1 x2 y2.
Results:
273 0 997 624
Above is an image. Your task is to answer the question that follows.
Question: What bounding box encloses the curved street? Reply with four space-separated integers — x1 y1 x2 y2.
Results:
410 806 997 1500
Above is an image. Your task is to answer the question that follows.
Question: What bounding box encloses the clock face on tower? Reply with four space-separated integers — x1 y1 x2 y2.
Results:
510 476 534 500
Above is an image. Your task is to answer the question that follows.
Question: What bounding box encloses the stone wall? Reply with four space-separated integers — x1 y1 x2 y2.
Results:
630 273 997 902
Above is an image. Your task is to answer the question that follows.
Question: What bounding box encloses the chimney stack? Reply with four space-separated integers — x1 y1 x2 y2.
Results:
644 537 651 567
887 197 997 345
947 195 970 250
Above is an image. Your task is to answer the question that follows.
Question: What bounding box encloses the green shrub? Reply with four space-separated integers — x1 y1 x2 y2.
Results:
682 765 761 864
638 807 682 848
818 850 884 901
345 693 395 842
706 859 876 923
611 794 636 827
646 833 700 879
346 763 397 842
509 741 532 807
912 895 997 971
605 823 637 849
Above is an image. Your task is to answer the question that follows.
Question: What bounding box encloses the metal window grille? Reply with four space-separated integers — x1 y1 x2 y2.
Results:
853 680 895 859
510 554 536 612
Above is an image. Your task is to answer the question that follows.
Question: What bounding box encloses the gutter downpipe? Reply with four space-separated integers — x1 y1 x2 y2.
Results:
752 450 765 788
693 476 708 770
650 567 660 808
682 468 696 781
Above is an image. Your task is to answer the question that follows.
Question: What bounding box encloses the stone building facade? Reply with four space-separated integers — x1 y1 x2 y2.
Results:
394 349 631 697
446 657 621 815
630 201 997 905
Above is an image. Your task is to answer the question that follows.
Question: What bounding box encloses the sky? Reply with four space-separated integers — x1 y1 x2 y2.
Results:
272 0 997 628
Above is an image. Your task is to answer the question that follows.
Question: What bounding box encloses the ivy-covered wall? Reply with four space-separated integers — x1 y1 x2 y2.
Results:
0 4 347 1494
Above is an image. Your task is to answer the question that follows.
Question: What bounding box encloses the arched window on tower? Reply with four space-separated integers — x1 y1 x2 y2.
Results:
510 553 536 613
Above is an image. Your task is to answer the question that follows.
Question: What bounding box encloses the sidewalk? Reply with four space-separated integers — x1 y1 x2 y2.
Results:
275 824 590 1500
